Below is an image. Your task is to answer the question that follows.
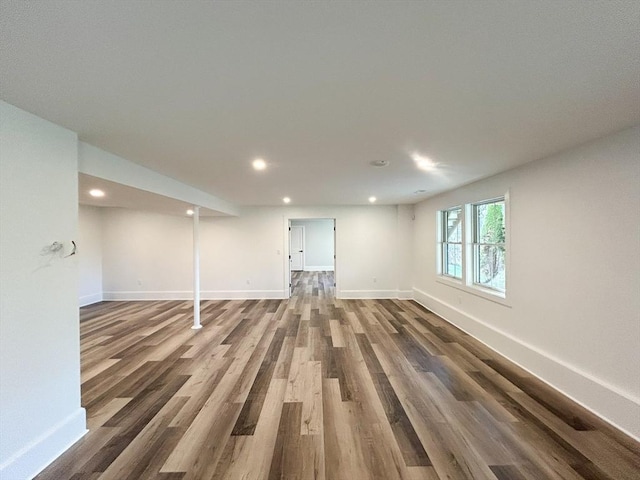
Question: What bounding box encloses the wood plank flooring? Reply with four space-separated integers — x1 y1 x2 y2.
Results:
36 271 640 479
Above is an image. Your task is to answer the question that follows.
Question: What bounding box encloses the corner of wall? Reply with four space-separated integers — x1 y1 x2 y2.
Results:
0 408 87 480
79 293 104 307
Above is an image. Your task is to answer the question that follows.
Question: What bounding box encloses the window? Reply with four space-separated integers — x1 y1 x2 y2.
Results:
441 207 462 279
438 195 508 301
472 199 505 292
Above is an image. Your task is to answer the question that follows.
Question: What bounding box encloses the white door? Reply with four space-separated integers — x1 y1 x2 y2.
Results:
290 225 304 271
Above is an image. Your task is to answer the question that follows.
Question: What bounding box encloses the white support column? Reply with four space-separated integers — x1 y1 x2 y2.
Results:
192 206 202 330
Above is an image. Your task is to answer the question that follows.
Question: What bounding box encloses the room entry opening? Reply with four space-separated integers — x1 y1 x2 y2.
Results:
288 218 336 298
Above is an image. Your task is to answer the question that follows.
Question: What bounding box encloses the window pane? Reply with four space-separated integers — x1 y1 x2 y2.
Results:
474 245 505 291
475 201 505 244
473 198 506 292
445 207 462 242
444 243 462 278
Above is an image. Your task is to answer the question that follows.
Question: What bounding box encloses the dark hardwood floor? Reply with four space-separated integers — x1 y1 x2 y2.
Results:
36 271 639 479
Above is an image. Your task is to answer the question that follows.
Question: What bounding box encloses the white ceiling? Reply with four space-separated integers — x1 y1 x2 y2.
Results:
2 1 639 207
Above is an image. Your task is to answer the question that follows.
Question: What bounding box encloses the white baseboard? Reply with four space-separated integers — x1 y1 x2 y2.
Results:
412 287 640 441
339 290 410 299
397 290 413 299
103 290 287 301
103 290 191 301
0 408 87 480
303 266 335 272
202 290 286 300
79 292 103 307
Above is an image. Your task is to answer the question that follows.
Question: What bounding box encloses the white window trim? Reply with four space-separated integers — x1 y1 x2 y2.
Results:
436 191 511 307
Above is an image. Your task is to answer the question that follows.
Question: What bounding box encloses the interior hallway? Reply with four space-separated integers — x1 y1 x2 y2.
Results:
36 271 640 479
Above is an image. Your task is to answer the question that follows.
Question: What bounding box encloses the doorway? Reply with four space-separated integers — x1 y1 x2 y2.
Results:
287 218 336 298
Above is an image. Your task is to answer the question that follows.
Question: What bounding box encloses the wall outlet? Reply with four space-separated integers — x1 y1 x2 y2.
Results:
246 279 251 285
373 277 377 283
137 279 142 286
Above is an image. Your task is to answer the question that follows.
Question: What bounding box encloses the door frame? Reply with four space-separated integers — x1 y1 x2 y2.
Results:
284 217 337 299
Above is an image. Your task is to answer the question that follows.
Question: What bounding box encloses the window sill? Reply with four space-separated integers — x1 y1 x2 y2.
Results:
436 276 512 308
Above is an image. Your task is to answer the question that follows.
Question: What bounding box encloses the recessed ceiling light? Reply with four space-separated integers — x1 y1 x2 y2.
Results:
411 152 437 171
186 209 194 216
252 158 267 170
368 196 377 203
283 197 291 204
89 189 105 198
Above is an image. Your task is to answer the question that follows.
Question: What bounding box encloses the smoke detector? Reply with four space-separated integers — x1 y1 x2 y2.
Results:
370 160 390 167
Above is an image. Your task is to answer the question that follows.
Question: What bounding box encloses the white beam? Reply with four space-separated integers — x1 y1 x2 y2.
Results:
78 142 238 216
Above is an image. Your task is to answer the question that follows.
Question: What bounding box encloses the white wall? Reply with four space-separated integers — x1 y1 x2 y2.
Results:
78 205 103 306
413 126 640 439
101 208 193 300
396 204 415 298
201 208 286 297
291 218 334 270
0 101 86 479
100 205 410 300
